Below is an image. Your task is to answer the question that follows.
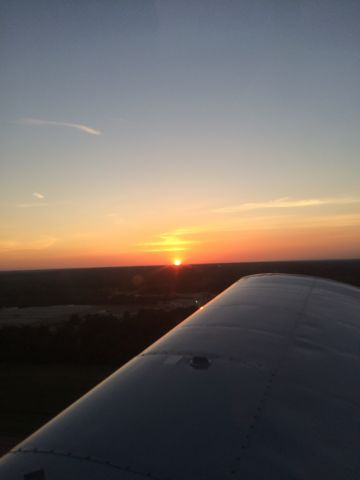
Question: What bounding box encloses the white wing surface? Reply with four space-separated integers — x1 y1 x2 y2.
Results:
1 274 360 479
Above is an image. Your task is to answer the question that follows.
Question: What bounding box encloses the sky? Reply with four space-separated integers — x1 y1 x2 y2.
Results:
1 0 359 270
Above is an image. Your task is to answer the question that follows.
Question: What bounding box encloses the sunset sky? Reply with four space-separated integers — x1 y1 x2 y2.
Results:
1 0 359 270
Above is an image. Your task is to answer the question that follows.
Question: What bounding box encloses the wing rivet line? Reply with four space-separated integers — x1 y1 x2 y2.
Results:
234 279 317 471
10 449 165 480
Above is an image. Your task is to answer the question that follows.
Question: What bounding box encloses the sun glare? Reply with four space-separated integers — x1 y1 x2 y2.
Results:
173 259 182 266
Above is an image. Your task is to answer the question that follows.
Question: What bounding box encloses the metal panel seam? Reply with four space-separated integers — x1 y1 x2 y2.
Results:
233 278 317 466
10 449 169 480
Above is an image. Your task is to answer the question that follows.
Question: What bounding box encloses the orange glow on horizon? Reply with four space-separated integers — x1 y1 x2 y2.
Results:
1 208 360 270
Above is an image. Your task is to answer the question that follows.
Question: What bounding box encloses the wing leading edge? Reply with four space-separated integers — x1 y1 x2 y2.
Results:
1 274 360 479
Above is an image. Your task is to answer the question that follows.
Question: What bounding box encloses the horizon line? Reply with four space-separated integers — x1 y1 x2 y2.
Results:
0 256 359 274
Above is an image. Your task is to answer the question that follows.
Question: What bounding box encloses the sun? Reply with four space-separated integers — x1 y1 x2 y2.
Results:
173 258 182 266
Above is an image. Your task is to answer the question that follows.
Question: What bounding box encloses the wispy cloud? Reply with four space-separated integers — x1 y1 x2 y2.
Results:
16 198 72 209
17 117 101 135
17 202 48 209
159 212 360 239
0 235 57 253
213 197 360 214
0 240 20 252
33 192 45 199
138 234 199 253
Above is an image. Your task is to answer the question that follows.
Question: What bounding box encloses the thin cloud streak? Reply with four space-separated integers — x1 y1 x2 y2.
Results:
137 234 199 253
164 213 360 237
16 200 72 209
138 209 360 255
17 203 48 209
0 235 57 253
33 192 45 199
213 197 360 214
17 117 101 135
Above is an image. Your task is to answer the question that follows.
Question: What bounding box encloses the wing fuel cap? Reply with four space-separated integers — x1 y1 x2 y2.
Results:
190 355 211 369
24 470 46 480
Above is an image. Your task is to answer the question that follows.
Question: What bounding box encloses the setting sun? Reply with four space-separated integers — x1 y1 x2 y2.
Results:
173 259 182 266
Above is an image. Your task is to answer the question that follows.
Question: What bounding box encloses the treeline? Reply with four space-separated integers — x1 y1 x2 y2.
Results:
0 307 196 366
0 260 359 307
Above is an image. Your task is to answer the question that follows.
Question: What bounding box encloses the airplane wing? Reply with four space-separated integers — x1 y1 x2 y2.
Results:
1 274 360 479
